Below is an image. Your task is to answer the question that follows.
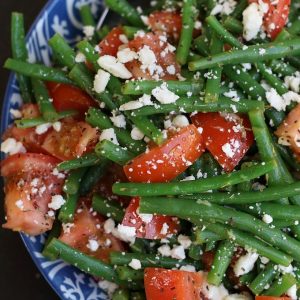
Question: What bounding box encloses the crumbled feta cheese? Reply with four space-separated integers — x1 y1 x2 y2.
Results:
158 244 171 257
131 126 145 140
266 89 300 111
179 265 196 272
260 257 270 264
178 235 192 249
62 223 74 234
222 143 235 158
160 222 169 235
10 108 22 119
141 15 149 26
119 94 154 111
138 45 157 68
35 123 52 135
286 284 297 300
211 0 237 15
1 138 26 155
117 48 138 63
278 264 294 274
172 115 190 128
97 55 132 79
262 214 273 224
201 272 229 300
99 128 119 145
93 69 111 93
233 251 259 276
284 72 300 93
242 3 264 41
104 218 115 234
138 212 153 224
223 90 240 102
15 200 24 210
87 239 99 252
180 175 196 182
128 258 142 270
48 195 66 210
152 82 179 104
83 25 95 38
194 21 202 30
171 245 186 260
116 224 136 243
75 52 86 63
110 112 126 129
98 280 118 298
166 65 176 75
52 121 62 132
119 34 128 44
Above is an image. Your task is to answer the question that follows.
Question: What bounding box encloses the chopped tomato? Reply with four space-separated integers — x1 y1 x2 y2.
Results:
98 26 124 57
121 197 180 239
1 153 63 235
255 297 291 300
191 112 254 172
148 11 182 41
47 82 96 117
41 119 98 161
124 124 204 183
144 268 203 300
21 103 40 118
275 103 300 162
59 200 125 262
126 32 180 80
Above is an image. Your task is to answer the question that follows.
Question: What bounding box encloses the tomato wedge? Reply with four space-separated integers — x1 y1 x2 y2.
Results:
121 197 180 239
98 26 124 57
191 112 254 172
124 124 204 183
59 200 125 263
1 153 63 235
255 297 291 300
47 82 96 116
41 119 98 161
144 268 203 300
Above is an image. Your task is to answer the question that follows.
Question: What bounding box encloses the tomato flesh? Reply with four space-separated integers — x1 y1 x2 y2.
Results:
121 197 180 239
144 268 203 300
124 124 204 183
191 112 254 172
98 26 124 57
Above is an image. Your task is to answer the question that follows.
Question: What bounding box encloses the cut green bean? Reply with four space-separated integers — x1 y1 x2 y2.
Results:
188 244 203 260
288 19 300 36
92 194 125 223
264 274 297 297
104 0 143 27
79 4 97 27
223 17 243 34
11 12 32 103
57 152 101 171
116 266 144 281
113 161 274 196
4 58 75 85
63 167 88 195
194 227 222 245
95 140 135 166
230 0 248 19
112 289 130 300
193 35 210 56
58 193 79 223
31 78 58 122
207 240 235 286
76 40 100 71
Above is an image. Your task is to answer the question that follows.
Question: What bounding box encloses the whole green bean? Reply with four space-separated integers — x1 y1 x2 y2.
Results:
113 161 274 196
11 12 32 103
4 58 75 85
264 274 297 297
63 167 88 195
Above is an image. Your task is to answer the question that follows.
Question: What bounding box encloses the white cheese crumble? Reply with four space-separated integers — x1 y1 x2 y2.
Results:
179 265 196 272
171 245 186 260
201 272 229 300
1 138 26 155
35 123 52 135
128 258 142 270
117 48 138 63
262 214 273 224
152 82 179 104
98 280 118 298
10 108 22 119
211 0 237 16
266 88 300 111
104 218 115 234
178 234 192 249
119 34 128 44
222 142 235 158
119 94 154 111
233 251 259 276
172 115 190 128
157 244 171 257
83 26 95 38
52 121 62 132
116 224 136 243
286 284 298 300
284 72 300 93
93 69 111 93
138 212 153 224
138 45 157 68
87 239 99 252
62 223 74 234
160 222 169 235
131 127 145 140
97 55 132 79
48 195 66 210
75 52 86 63
15 200 24 210
99 128 119 145
110 112 126 129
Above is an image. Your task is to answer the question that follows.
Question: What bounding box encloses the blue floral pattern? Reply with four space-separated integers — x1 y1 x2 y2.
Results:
1 0 110 299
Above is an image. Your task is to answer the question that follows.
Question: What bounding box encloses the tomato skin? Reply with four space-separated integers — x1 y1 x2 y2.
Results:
2 153 63 235
255 297 291 300
126 32 180 80
191 113 254 172
124 124 204 183
59 201 125 263
148 11 182 40
144 268 203 300
121 197 180 239
41 120 98 161
47 82 96 117
98 27 124 57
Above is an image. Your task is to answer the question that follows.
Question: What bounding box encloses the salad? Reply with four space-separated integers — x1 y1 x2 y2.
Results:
2 0 300 299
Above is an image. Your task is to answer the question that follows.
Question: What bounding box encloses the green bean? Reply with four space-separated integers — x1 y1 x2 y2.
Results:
48 33 76 69
63 168 88 195
223 17 243 34
249 262 278 295
122 80 203 96
57 152 101 171
42 219 62 260
289 19 300 36
98 25 110 40
269 59 297 76
58 193 79 223
76 40 100 71
272 219 298 229
130 291 146 300
176 0 198 65
205 240 217 251
11 12 32 103
140 198 298 263
207 240 234 286
182 181 300 205
130 239 151 254
127 96 265 116
92 194 125 223
15 110 77 128
264 274 297 297
79 160 109 195
4 58 75 85
104 0 143 27
44 238 119 282
230 0 248 19
112 289 130 300
189 38 300 70
110 252 201 269
188 244 203 260
31 79 58 122
113 161 274 197
193 35 210 56
116 266 144 281
123 26 140 39
194 227 222 245
275 143 300 172
79 4 97 27
204 32 223 103
95 140 135 166
86 107 146 154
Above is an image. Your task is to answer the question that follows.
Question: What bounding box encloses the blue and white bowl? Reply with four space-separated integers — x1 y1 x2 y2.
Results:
2 0 110 299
